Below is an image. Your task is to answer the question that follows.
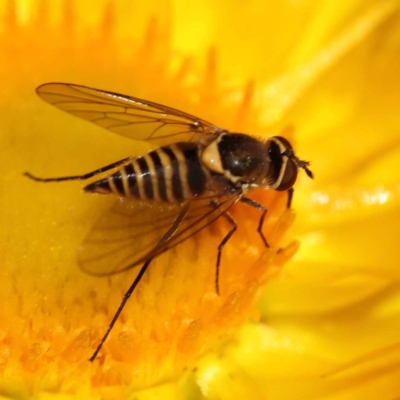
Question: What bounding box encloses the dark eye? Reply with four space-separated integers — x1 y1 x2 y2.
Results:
268 141 283 183
272 136 293 151
276 158 298 191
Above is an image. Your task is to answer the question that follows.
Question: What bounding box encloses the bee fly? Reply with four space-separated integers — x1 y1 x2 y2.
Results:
26 83 313 362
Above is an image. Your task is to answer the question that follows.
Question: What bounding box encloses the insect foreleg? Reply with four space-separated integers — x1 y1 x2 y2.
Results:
25 156 131 183
287 187 294 208
240 197 269 248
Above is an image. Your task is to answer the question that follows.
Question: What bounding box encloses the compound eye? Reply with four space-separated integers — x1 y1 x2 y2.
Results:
276 158 298 191
272 136 293 151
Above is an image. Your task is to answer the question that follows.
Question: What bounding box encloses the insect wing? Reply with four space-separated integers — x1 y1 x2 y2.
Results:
78 195 240 276
36 83 223 146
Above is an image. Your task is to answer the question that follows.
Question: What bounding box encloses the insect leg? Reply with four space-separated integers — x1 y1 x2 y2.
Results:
287 188 294 208
89 258 151 362
24 156 131 182
89 202 191 362
240 197 269 248
215 211 237 295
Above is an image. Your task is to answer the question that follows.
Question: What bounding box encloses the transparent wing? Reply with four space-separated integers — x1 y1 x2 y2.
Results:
37 83 223 145
78 194 241 276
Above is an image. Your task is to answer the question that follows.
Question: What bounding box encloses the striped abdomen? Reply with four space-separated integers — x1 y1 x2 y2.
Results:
84 142 209 202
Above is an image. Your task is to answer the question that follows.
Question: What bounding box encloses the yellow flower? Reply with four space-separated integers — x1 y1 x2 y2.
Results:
1 0 400 398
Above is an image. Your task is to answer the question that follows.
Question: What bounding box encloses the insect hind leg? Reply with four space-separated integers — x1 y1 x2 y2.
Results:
89 257 152 362
88 202 191 362
24 156 131 183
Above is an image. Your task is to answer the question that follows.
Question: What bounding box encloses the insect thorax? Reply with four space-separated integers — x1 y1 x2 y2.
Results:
202 133 274 187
